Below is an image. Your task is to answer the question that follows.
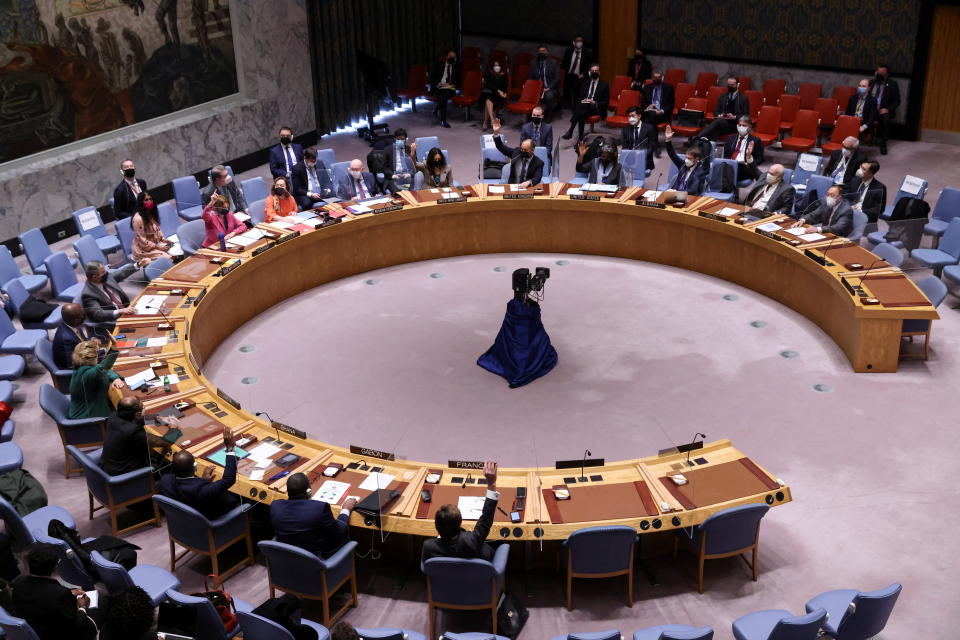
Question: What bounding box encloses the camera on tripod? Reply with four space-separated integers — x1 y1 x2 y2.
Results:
512 267 551 303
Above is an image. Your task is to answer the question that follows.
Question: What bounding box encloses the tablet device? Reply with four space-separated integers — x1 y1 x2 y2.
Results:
207 446 250 467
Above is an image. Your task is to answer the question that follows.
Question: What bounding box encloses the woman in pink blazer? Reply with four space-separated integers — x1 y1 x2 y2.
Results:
201 194 244 248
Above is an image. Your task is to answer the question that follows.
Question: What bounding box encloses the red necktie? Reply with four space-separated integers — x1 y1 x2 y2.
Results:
732 136 744 160
104 284 121 307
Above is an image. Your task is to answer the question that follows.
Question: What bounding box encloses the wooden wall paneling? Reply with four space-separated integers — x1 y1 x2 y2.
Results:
598 0 638 83
921 5 960 132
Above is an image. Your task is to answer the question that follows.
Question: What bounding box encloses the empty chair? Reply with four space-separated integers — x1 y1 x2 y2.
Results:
35 339 70 392
606 74 633 112
781 106 818 152
422 545 510 640
791 153 824 195
797 82 821 109
923 187 960 244
258 538 358 626
157 201 181 237
871 242 904 267
165 588 256 640
703 159 738 201
507 65 528 99
67 445 160 536
675 502 769 593
753 106 782 146
563 525 638 610
0 352 24 384
942 264 960 287
695 71 719 96
664 68 686 87
634 625 714 640
762 78 786 105
880 175 928 220
745 89 763 118
144 257 175 282
172 176 205 221
804 582 902 640
0 606 42 640
551 631 622 640
71 206 122 255
0 306 48 356
672 97 708 137
240 176 268 203
43 251 83 303
848 209 868 242
481 147 510 185
619 149 649 185
605 90 641 127
177 219 207 256
73 234 132 278
912 218 960 275
38 384 105 477
822 115 861 154
5 279 61 330
0 245 47 293
867 218 927 251
357 629 427 640
901 275 948 359
248 198 267 224
814 97 840 132
506 79 543 122
90 550 180 606
831 85 857 111
114 216 135 258
396 64 429 110
777 94 801 132
0 439 22 474
19 227 77 275
732 607 827 640
442 634 509 640
452 70 483 119
0 494 76 548
237 610 329 640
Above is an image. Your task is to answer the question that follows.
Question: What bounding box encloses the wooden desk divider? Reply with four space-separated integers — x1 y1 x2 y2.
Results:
115 351 185 367
637 462 680 513
394 467 428 516
142 386 204 410
197 247 237 260
399 190 421 207
475 183 488 200
149 280 208 290
526 471 548 524
618 186 641 203
548 181 563 198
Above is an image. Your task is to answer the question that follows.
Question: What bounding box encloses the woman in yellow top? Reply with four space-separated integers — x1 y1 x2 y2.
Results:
264 176 299 223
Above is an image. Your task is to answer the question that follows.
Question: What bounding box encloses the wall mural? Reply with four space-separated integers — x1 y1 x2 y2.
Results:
0 0 238 163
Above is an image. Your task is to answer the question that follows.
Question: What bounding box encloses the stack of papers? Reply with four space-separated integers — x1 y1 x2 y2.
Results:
567 188 583 196
348 204 371 214
358 472 394 491
227 229 266 247
758 222 783 232
798 232 826 242
359 197 392 206
124 368 157 388
248 442 281 463
134 294 168 315
581 183 618 193
312 480 351 504
488 186 505 194
457 496 486 520
784 227 807 236
717 207 741 217
643 190 661 200
441 192 460 199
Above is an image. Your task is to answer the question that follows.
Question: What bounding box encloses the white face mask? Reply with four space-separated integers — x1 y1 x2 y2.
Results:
766 172 779 184
855 168 865 179
842 147 853 157
628 116 639 125
826 195 838 207
349 169 362 179
574 41 583 49
493 65 501 73
737 125 749 135
684 157 696 168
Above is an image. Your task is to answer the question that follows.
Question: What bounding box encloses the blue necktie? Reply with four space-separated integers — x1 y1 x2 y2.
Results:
284 146 294 174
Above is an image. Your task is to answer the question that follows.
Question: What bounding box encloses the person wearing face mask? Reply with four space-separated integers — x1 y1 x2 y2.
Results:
481 61 508 131
822 136 865 187
101 396 176 476
561 35 594 108
81 261 134 330
430 50 460 128
112 159 147 220
627 47 652 90
663 125 708 195
744 164 795 215
159 427 240 520
722 115 764 181
409 144 454 189
264 176 298 223
528 44 561 121
492 118 544 187
131 190 173 266
201 193 244 248
845 161 886 223
868 64 899 155
271 472 358 558
563 63 609 141
268 126 303 179
699 76 750 140
337 158 382 200
521 106 553 151
793 184 854 236
640 70 675 157
368 128 415 195
587 144 623 186
201 164 249 216
845 79 878 137
621 106 656 171
291 147 335 209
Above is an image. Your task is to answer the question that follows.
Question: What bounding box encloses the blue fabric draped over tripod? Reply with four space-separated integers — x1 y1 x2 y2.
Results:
477 299 558 388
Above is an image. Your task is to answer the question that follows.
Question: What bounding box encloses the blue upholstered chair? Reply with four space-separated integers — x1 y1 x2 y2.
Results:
804 582 902 640
38 384 105 478
0 606 42 640
316 148 337 168
258 538 358 626
71 206 122 255
481 147 510 185
912 217 960 276
535 145 552 183
800 175 834 214
657 161 681 191
172 175 205 221
847 209 868 242
944 264 960 287
0 245 47 294
330 161 351 187
177 219 207 256
144 257 175 282
900 275 948 360
237 610 330 640
675 503 769 593
551 630 623 640
152 495 254 580
415 136 442 162
703 158 738 201
240 176 268 203
790 153 822 194
422 544 510 640
5 279 61 330
0 309 47 356
73 234 133 278
158 201 181 237
90 550 181 606
0 441 23 474
634 625 714 640
165 588 256 640
0 353 25 383
358 628 427 640
115 216 135 259
443 634 511 640
879 175 928 220
66 445 160 536
248 198 267 224
0 494 76 548
870 242 904 268
563 525 638 610
42 252 84 303
19 227 77 275
923 187 960 246
732 607 826 640
619 149 650 185
31 526 98 590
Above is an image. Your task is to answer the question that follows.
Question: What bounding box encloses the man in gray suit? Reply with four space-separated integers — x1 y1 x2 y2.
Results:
793 184 854 237
743 164 795 215
81 261 133 332
201 165 248 214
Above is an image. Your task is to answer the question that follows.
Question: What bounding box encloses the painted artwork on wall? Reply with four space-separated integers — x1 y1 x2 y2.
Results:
0 0 238 163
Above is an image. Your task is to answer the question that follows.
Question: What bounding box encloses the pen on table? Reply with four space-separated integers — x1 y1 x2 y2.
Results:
497 506 510 518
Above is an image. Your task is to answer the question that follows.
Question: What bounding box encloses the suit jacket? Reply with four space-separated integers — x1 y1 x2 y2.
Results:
641 82 675 116
714 91 750 118
415 162 455 189
745 177 796 214
201 204 244 248
271 498 350 558
869 77 900 115
845 93 879 129
336 171 381 200
430 59 461 91
561 46 593 79
291 160 335 201
520 121 553 151
11 575 97 640
269 142 304 179
528 57 560 92
81 277 130 325
627 57 652 85
723 133 764 170
112 178 147 220
158 452 239 519
803 198 855 237
845 177 887 223
421 492 498 562
52 322 90 370
493 136 544 185
621 122 657 170
100 413 150 476
575 76 610 115
201 180 248 213
823 148 866 187
588 158 622 186
665 141 708 195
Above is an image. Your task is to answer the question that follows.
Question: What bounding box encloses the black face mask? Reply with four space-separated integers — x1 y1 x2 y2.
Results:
280 136 292 145
590 71 599 79
653 78 662 85
875 72 885 81
447 56 456 63
523 150 533 159
634 53 643 60
531 117 542 125
272 186 287 196
537 52 546 60
123 168 136 178
135 416 145 428
727 85 737 93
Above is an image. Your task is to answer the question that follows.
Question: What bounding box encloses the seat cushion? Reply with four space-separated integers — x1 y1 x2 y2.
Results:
23 504 76 538
943 264 960 284
732 609 792 640
633 625 701 640
0 420 13 443
805 588 859 635
129 564 182 605
0 442 23 474
303 619 331 640
1 329 46 354
55 282 85 304
0 353 23 382
0 380 12 404
912 248 957 268
96 236 122 253
925 219 950 236
18 275 48 294
178 205 204 222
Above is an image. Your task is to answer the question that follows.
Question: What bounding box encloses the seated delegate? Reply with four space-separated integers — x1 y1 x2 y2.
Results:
201 194 245 248
158 427 240 519
663 126 708 195
491 119 543 187
409 144 455 189
422 460 500 562
68 340 124 420
264 176 299 223
131 191 173 267
270 472 358 558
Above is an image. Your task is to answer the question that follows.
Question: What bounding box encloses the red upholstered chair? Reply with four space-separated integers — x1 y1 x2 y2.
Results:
703 85 727 121
506 79 543 121
753 105 782 146
607 75 633 112
605 90 640 128
396 64 428 111
672 97 708 137
461 46 481 63
664 68 686 87
745 90 763 119
487 49 507 71
780 109 820 152
508 65 528 98
672 82 695 117
777 94 801 133
460 59 481 73
452 70 483 119
822 115 862 154
831 85 857 112
694 71 718 97
738 76 752 91
797 83 822 110
815 97 840 142
763 78 786 105
513 52 533 73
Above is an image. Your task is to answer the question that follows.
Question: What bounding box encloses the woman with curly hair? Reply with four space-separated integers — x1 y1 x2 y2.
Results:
98 586 157 640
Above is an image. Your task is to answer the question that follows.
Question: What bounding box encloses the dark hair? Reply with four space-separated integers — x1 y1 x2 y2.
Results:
117 396 142 420
279 126 292 134
26 543 60 576
687 147 703 160
425 147 446 173
303 147 317 161
866 160 880 174
877 63 889 71
435 504 462 539
134 191 160 227
331 621 361 640
626 105 641 115
394 127 407 139
99 586 156 640
728 76 739 83
537 44 548 51
286 472 310 499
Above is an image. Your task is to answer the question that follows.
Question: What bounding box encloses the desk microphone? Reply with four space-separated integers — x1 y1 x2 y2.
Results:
579 449 592 482
857 260 884 285
146 304 175 330
652 171 663 192
816 235 845 266
685 433 706 467
254 411 282 445
461 473 473 489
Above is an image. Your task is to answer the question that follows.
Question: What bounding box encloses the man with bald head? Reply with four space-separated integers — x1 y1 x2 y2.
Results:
101 396 177 476
52 303 93 370
336 158 381 201
743 163 795 215
822 136 865 188
492 119 544 187
270 472 357 558
158 427 239 519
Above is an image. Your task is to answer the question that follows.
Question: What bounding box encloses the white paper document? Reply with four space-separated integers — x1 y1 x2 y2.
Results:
84 590 99 609
248 442 281 462
441 192 460 199
757 222 782 232
797 153 820 172
567 188 583 196
312 480 351 504
227 230 264 247
784 227 807 236
124 368 157 388
902 174 924 195
644 190 661 200
717 207 741 217
168 243 184 257
233 212 251 223
361 197 392 206
581 183 617 193
146 337 168 347
148 374 179 387
78 211 100 231
488 186 505 193
248 469 265 481
358 472 395 491
798 232 826 241
349 204 371 214
268 220 295 229
457 496 486 520
135 294 168 315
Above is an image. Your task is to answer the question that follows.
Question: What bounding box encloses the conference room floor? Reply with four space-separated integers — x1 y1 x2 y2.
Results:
15 102 960 638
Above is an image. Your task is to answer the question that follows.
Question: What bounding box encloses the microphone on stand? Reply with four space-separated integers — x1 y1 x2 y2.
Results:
685 433 706 467
857 259 884 285
254 411 282 445
146 304 175 330
579 449 592 482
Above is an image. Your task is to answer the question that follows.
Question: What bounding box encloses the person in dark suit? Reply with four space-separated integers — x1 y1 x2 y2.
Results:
269 126 304 180
291 147 335 210
101 396 175 476
270 472 357 558
561 35 593 109
869 64 900 154
336 159 382 200
663 126 708 195
430 50 460 128
744 164 795 215
621 106 656 171
845 79 878 137
722 115 764 182
81 261 133 332
700 76 750 140
201 165 248 214
587 144 622 186
422 461 500 562
112 159 146 220
368 128 415 194
641 70 674 156
52 303 98 370
528 45 561 121
823 137 866 188
158 427 239 519
627 47 652 90
11 543 98 640
491 119 544 187
520 106 553 151
562 63 609 141
845 160 887 223
793 184 854 236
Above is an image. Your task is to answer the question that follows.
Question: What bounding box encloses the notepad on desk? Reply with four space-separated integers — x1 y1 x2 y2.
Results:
358 472 394 491
757 222 782 232
457 496 486 520
784 227 807 236
717 207 741 217
798 232 826 242
488 186 505 193
124 368 156 388
207 446 250 467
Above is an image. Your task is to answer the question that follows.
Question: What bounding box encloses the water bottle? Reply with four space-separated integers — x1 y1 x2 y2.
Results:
217 232 226 252
625 167 634 188
163 376 171 393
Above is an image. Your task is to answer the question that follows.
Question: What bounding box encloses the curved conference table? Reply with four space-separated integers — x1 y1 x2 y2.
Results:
113 183 936 541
